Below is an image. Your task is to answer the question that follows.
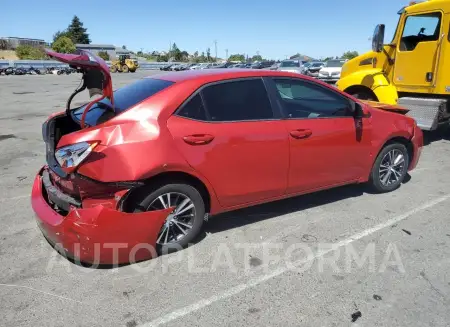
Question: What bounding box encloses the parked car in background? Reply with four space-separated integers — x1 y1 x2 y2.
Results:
269 62 281 70
230 63 247 68
33 49 423 264
318 59 347 83
304 61 325 77
251 61 275 69
212 62 235 68
277 59 302 74
160 64 174 71
191 63 211 70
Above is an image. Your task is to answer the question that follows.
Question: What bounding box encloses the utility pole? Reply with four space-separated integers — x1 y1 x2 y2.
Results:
225 49 228 61
214 40 217 61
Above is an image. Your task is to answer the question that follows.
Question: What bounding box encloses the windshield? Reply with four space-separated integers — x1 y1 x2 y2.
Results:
280 61 300 67
71 78 174 126
325 60 345 67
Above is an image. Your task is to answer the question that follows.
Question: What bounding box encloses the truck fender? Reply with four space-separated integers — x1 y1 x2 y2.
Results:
337 69 398 105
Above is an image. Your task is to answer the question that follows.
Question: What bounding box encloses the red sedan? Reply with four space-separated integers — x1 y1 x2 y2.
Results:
32 50 423 264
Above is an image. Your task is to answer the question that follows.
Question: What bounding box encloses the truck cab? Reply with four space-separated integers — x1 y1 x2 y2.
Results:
336 0 450 131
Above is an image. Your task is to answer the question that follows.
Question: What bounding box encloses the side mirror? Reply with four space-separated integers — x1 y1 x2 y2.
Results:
372 24 385 53
349 101 364 118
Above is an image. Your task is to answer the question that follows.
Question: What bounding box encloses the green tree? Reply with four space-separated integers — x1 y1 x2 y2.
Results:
15 45 46 59
169 43 182 61
52 36 76 54
228 54 245 62
342 51 359 60
252 55 263 62
53 30 70 43
122 45 126 49
157 54 168 62
97 51 110 61
67 15 91 44
206 48 211 61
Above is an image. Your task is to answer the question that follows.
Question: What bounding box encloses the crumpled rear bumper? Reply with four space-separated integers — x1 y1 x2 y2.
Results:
31 167 172 265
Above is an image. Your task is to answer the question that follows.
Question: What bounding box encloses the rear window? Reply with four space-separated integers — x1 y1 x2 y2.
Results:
71 78 174 126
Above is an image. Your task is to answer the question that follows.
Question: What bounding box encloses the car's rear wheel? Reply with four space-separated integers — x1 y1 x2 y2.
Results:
133 184 205 253
368 143 409 193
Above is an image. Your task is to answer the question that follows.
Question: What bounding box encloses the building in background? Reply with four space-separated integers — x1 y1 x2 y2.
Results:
0 37 48 49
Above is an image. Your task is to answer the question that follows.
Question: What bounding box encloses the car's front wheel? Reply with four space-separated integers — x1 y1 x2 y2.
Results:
369 143 409 193
133 184 205 253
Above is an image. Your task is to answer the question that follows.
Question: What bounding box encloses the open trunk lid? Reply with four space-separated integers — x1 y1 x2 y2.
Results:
45 49 113 101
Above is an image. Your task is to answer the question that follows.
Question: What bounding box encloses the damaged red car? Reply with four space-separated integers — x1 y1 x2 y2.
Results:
32 50 423 264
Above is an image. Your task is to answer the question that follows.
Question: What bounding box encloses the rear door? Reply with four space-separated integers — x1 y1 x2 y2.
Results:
167 78 289 208
266 77 372 194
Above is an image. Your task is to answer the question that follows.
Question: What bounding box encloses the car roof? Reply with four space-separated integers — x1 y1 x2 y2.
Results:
147 68 317 84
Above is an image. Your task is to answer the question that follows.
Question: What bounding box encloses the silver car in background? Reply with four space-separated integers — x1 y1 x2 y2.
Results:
277 59 302 74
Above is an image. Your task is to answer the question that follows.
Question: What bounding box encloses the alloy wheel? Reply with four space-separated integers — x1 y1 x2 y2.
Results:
379 149 406 186
147 192 196 245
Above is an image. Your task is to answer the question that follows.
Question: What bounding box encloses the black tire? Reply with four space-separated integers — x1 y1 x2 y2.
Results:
133 183 205 254
368 143 409 193
352 91 377 101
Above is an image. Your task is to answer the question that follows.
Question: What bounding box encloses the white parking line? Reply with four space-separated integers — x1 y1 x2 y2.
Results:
138 193 450 327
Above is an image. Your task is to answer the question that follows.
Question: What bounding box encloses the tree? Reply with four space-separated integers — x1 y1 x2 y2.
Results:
15 45 46 60
323 57 333 62
53 30 70 43
228 54 245 62
52 36 76 54
180 51 189 61
97 51 110 61
252 55 263 62
206 48 211 61
342 51 359 60
122 45 127 49
66 15 91 44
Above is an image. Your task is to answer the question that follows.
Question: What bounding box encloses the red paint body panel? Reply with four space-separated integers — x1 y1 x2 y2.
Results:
32 169 172 264
31 69 423 264
167 116 290 207
283 117 373 193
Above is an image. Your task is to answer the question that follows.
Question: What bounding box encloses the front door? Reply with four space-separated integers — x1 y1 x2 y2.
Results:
394 11 443 89
167 78 289 208
267 77 371 194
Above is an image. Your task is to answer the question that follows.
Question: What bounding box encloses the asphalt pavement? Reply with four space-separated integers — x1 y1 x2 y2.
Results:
1 71 450 327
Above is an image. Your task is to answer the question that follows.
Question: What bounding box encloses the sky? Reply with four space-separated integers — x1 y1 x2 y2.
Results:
1 0 407 60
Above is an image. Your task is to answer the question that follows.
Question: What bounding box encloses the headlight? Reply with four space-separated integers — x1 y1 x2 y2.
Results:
55 142 98 168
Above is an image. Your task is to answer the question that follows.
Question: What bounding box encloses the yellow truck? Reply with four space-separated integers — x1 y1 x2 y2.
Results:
336 0 450 131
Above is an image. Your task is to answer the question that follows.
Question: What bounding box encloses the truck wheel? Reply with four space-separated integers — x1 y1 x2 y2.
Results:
122 65 129 73
132 184 205 254
368 143 409 193
352 91 377 101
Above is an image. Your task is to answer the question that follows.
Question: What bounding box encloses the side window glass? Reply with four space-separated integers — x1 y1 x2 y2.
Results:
273 78 351 119
177 94 207 121
201 79 273 121
400 13 441 51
